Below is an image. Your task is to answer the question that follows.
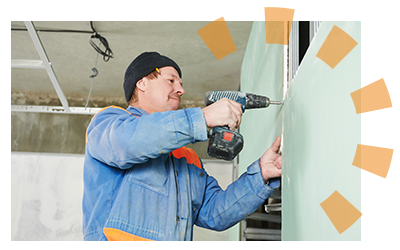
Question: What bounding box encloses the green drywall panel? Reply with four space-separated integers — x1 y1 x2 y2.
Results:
240 21 361 240
282 21 361 240
239 21 284 175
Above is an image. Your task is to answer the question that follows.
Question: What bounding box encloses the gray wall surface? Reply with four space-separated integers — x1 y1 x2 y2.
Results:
11 152 84 240
11 111 211 157
11 152 233 241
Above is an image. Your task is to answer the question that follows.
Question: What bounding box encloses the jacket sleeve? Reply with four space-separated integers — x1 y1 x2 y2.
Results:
86 106 208 169
194 159 280 231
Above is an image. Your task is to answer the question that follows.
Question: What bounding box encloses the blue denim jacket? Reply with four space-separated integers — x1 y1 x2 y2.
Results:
82 106 280 241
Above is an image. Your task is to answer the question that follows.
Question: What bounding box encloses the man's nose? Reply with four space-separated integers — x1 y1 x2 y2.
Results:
175 84 185 96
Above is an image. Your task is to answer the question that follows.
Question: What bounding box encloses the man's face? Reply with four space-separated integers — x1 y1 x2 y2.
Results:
141 66 185 113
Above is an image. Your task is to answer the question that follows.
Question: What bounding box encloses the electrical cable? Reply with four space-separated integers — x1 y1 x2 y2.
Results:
89 21 113 62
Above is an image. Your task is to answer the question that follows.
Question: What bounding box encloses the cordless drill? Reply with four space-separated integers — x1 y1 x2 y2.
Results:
205 90 283 161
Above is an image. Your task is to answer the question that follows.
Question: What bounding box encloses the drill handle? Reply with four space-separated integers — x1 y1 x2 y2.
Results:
204 91 247 111
205 91 272 110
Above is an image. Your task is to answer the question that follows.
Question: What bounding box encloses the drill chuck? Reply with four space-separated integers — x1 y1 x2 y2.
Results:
245 92 271 109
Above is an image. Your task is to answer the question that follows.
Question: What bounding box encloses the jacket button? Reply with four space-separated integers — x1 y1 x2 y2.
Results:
177 216 180 222
200 172 204 177
176 170 178 176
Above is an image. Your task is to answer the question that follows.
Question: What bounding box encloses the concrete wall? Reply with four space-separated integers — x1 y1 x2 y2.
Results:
11 152 84 240
11 111 211 156
11 151 233 241
10 110 235 240
11 112 90 154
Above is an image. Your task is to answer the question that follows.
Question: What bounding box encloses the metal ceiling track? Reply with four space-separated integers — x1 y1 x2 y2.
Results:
11 105 101 115
11 21 99 115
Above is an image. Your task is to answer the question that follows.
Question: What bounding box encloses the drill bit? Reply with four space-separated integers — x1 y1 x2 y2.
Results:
270 100 284 105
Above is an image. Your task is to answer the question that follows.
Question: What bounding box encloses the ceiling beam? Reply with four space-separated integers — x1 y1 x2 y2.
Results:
12 105 101 115
24 21 71 112
11 59 45 69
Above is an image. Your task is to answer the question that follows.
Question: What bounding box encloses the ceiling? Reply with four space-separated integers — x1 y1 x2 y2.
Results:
11 21 253 110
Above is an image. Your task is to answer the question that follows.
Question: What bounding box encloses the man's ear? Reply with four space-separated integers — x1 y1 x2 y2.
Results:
135 78 147 92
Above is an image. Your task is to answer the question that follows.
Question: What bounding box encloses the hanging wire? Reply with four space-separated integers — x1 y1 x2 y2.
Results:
85 21 113 108
85 40 101 108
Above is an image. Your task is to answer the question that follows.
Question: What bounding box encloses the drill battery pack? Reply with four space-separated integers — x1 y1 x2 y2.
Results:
207 126 244 161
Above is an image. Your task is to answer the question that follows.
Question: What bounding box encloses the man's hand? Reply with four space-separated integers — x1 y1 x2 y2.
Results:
260 136 282 182
202 98 243 131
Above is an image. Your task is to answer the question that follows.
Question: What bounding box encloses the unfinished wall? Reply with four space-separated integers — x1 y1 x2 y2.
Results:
11 151 233 240
282 21 361 240
11 108 222 240
11 111 211 156
11 152 84 240
239 21 361 240
238 20 284 241
11 111 231 240
11 112 90 154
239 21 284 173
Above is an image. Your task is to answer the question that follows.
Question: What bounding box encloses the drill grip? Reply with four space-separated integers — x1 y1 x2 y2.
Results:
204 91 246 111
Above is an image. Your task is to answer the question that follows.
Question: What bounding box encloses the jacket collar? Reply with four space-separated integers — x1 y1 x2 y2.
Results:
127 106 149 117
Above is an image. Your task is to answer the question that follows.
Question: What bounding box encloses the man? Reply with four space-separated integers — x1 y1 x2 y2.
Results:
83 52 282 241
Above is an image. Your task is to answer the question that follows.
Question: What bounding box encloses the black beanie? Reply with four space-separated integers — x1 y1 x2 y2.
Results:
123 52 182 102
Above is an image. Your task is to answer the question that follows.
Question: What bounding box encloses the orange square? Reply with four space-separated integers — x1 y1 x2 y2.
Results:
197 17 237 60
352 144 393 178
320 191 362 234
350 78 392 114
264 7 294 45
316 25 358 68
265 21 290 45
